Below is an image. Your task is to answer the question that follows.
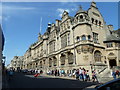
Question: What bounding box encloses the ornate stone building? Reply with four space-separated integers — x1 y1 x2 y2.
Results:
22 1 120 74
10 56 24 70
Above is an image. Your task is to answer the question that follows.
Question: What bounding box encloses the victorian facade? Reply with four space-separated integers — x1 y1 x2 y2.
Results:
9 56 24 70
22 1 120 74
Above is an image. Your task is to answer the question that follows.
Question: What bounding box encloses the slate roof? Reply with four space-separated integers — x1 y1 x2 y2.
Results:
104 34 120 43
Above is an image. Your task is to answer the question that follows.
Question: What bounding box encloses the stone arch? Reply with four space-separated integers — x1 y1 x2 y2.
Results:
94 50 102 62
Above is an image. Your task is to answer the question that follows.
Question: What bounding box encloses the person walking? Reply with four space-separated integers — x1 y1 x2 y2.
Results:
92 70 98 82
112 70 116 79
75 69 79 80
85 70 90 81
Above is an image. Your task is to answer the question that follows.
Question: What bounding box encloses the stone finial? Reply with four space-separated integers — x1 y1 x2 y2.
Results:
91 0 97 8
79 5 82 10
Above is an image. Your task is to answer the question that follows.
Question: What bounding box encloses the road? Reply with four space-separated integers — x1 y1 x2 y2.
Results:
5 72 99 89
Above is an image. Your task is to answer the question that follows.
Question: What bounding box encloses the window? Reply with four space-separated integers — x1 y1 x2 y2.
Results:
91 18 94 23
106 42 113 48
49 59 52 67
94 51 102 62
49 41 55 53
88 35 91 41
60 54 66 65
43 60 45 64
93 32 98 43
95 20 98 25
68 52 74 64
82 35 86 41
68 34 70 45
76 36 80 42
80 15 83 19
99 21 101 26
53 57 57 66
61 35 67 48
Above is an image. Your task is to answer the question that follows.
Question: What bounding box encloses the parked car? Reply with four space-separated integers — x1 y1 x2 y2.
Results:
95 78 120 90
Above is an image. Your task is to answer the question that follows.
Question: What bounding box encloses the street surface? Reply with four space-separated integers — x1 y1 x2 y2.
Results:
5 72 99 89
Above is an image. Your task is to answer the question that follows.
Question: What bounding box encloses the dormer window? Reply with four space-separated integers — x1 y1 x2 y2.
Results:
82 35 86 40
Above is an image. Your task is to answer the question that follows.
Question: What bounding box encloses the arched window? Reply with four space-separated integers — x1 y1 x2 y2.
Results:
80 15 83 19
95 20 98 25
60 54 66 65
49 58 52 67
94 51 102 62
82 35 86 40
53 57 57 66
76 36 80 42
91 18 94 23
68 52 74 64
88 35 91 40
99 21 101 26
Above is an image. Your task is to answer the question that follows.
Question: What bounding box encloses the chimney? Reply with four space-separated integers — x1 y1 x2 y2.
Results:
108 25 114 31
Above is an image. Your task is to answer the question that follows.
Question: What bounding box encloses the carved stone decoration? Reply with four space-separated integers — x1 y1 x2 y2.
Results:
81 45 89 53
89 46 94 53
83 55 89 60
76 46 81 54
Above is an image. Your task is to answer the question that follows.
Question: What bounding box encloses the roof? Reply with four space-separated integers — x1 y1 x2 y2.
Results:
76 5 87 15
104 34 120 43
112 29 120 37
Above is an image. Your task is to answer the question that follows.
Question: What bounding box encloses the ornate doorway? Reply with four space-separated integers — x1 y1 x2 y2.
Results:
109 59 117 68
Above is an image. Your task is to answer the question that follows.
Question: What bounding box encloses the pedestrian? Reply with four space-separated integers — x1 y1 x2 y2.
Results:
92 70 98 82
86 70 90 81
116 70 120 77
112 70 116 79
75 69 79 80
55 69 57 76
82 68 86 81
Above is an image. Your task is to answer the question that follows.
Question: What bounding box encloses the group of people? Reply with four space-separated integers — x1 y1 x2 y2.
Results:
75 67 98 82
47 67 98 82
112 69 120 79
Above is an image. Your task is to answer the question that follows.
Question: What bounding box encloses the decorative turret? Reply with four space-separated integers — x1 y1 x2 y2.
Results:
74 5 89 24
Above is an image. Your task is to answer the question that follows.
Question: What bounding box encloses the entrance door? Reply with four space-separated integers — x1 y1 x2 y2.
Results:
109 60 117 68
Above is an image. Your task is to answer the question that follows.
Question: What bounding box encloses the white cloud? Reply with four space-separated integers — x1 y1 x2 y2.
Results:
57 8 70 17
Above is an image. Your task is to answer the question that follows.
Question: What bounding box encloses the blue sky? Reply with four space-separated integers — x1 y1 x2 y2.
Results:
1 2 118 66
